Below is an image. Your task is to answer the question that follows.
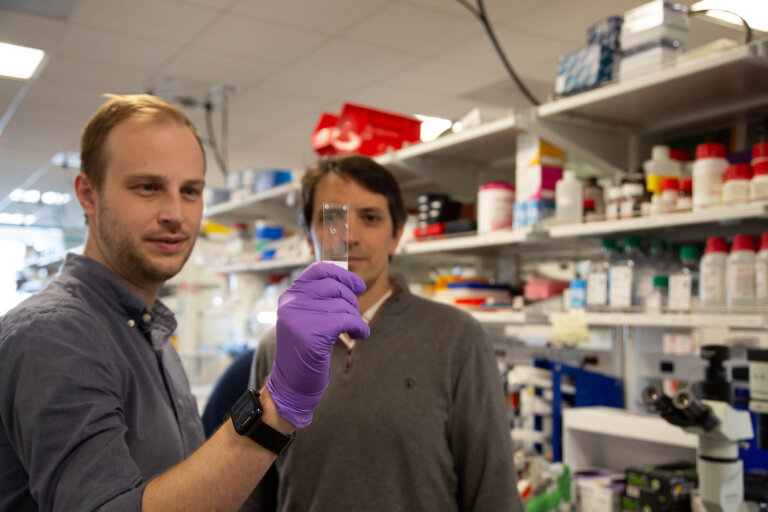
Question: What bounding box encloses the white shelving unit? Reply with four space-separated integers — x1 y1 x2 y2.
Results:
551 311 768 330
204 182 301 225
549 202 768 239
563 407 697 471
402 227 531 255
207 255 312 275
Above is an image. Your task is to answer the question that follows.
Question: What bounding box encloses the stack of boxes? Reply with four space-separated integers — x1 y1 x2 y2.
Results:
623 463 697 512
619 0 689 78
514 133 564 228
414 193 472 238
554 16 622 96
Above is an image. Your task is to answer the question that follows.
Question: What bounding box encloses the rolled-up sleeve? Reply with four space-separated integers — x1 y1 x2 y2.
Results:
0 308 146 512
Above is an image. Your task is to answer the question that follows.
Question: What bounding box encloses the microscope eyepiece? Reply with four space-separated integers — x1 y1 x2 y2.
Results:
673 389 720 432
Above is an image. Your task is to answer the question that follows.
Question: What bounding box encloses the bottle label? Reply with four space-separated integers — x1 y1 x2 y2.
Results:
669 274 692 310
701 266 726 306
758 264 768 300
729 263 756 301
587 272 608 306
610 266 632 308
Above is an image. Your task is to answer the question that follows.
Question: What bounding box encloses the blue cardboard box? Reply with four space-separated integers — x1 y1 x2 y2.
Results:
555 45 615 96
587 16 623 52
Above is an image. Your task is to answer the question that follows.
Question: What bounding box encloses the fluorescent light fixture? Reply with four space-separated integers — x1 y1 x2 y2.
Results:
691 0 768 32
0 42 45 79
415 115 453 143
51 151 81 168
0 213 36 225
41 192 71 206
10 188 41 203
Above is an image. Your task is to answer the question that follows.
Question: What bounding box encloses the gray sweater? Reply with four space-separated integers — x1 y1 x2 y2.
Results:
243 275 522 512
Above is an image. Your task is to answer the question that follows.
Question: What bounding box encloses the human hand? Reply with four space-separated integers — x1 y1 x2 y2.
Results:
266 262 369 429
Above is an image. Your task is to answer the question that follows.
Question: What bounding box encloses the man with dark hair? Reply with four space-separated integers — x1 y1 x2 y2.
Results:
245 153 522 511
0 95 369 512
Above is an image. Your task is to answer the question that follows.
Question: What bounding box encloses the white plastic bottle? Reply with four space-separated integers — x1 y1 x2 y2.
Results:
722 163 752 206
643 145 681 196
659 178 679 212
750 161 768 202
699 237 728 308
610 236 649 308
693 142 728 211
555 170 583 223
727 234 756 309
756 232 768 307
587 238 618 309
606 186 622 220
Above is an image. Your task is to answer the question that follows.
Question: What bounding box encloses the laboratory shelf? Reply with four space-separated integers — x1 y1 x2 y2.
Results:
548 201 768 239
375 114 521 167
207 255 312 274
204 182 300 224
551 311 768 330
564 406 697 449
536 39 768 133
402 227 532 255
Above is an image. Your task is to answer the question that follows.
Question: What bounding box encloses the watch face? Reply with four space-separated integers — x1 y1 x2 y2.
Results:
231 390 262 434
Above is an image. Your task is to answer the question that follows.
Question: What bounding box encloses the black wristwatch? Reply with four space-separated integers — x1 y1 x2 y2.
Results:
230 389 295 455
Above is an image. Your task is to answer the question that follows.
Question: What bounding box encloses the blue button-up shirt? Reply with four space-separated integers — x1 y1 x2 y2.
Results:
0 254 205 511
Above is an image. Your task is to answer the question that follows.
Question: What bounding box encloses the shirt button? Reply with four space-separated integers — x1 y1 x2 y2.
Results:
142 313 152 323
127 319 136 327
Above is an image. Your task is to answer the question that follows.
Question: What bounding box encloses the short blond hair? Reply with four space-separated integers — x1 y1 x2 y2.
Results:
80 94 204 190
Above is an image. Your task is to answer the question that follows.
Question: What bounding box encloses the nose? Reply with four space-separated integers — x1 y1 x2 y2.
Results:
158 191 184 231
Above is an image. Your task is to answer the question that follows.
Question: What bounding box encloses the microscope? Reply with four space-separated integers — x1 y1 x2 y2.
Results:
643 345 768 512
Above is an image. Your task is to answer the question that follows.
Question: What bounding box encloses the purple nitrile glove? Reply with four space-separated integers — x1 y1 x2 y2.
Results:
266 262 370 429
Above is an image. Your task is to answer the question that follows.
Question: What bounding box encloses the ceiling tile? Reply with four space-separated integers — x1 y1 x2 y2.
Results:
346 85 454 117
397 0 545 22
342 2 479 57
0 8 67 51
55 25 179 70
229 0 390 35
161 47 280 90
382 58 505 96
165 0 238 10
0 100 91 154
192 14 328 61
70 0 219 43
259 39 419 100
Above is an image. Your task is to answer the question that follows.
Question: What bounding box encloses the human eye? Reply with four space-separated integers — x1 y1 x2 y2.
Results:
181 186 202 199
134 183 160 194
362 212 381 224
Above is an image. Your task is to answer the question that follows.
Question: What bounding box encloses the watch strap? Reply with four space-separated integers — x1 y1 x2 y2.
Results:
244 419 295 455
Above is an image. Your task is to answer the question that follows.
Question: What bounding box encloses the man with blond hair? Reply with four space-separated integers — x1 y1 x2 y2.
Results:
0 94 368 512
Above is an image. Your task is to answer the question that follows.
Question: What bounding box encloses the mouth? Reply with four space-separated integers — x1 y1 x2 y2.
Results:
147 236 187 254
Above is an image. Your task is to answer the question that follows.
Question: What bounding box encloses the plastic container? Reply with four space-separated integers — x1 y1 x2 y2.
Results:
610 236 649 308
660 177 679 212
587 238 618 309
670 148 691 176
555 170 584 223
646 275 668 311
669 245 699 311
756 232 768 307
644 145 682 195
620 183 645 219
606 186 622 220
753 142 768 167
477 181 515 232
699 237 728 308
677 177 693 211
584 177 605 215
722 163 752 205
569 278 587 310
727 234 756 309
750 161 768 202
692 142 728 211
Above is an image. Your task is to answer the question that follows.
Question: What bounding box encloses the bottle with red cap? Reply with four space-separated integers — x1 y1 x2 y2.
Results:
677 177 693 211
750 161 768 202
753 142 768 167
699 237 728 308
659 177 679 213
692 142 728 211
727 234 756 309
722 163 752 205
756 232 768 307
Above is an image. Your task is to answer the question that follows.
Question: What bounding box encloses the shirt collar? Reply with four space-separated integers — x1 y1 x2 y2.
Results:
61 253 177 335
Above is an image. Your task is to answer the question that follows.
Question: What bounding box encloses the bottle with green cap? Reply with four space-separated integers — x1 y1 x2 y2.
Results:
669 245 700 310
587 238 618 309
646 275 669 311
609 235 649 308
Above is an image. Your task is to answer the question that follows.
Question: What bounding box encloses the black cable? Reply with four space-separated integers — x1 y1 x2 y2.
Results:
689 9 752 44
456 0 542 106
204 101 229 179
